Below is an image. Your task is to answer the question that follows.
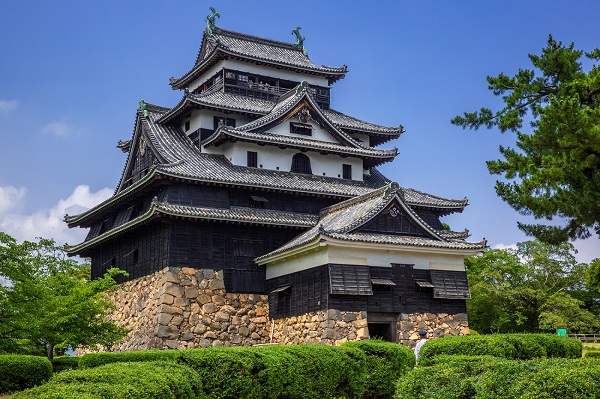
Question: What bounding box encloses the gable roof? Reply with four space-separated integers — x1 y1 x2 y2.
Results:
65 103 464 227
257 182 486 262
170 27 347 90
157 88 403 141
200 82 397 166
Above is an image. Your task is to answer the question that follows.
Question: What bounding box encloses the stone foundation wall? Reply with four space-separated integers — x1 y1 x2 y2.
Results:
77 267 470 354
270 310 367 346
398 312 470 348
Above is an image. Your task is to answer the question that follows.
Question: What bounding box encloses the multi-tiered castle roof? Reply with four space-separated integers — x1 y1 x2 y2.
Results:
65 11 484 288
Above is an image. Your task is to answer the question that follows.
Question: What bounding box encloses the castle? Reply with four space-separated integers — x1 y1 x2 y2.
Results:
66 10 485 350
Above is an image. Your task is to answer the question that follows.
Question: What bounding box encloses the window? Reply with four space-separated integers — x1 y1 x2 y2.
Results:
213 117 236 129
184 120 190 132
290 122 312 136
343 164 352 180
247 151 257 167
237 74 249 82
250 195 268 209
225 71 236 80
291 153 312 174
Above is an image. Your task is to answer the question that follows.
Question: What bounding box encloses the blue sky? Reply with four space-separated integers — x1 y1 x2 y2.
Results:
0 1 598 262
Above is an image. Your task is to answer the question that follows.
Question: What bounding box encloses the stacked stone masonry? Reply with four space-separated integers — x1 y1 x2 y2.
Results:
77 267 469 354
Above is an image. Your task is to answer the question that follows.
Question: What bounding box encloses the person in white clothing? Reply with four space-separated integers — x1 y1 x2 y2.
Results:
414 331 428 361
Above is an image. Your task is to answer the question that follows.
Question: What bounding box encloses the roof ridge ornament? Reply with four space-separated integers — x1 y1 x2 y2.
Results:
291 26 308 56
138 100 148 117
205 7 220 36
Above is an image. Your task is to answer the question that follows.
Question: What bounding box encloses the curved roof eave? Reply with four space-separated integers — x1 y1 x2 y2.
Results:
170 47 347 90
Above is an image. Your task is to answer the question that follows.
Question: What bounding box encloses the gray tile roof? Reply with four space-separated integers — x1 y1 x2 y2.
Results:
158 87 402 139
203 127 398 160
171 28 347 89
66 104 466 226
257 183 485 261
323 109 403 135
66 199 318 253
155 202 318 227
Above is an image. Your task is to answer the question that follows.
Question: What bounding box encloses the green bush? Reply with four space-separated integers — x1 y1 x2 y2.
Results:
0 354 52 393
179 345 365 399
418 335 516 362
417 354 498 367
501 334 547 359
14 361 204 399
477 358 600 399
342 339 414 399
51 356 80 373
585 351 600 358
527 334 582 358
78 349 182 368
396 357 502 399
396 357 600 399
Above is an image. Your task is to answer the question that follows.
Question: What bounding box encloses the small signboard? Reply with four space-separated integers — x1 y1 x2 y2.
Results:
556 327 567 336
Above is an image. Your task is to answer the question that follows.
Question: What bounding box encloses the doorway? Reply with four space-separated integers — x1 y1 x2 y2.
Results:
367 312 398 342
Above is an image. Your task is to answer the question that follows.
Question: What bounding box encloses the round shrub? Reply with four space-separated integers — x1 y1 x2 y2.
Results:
395 357 503 399
14 361 204 399
501 334 547 359
342 339 414 399
0 354 52 393
526 334 582 358
418 335 517 362
78 349 182 368
51 356 80 373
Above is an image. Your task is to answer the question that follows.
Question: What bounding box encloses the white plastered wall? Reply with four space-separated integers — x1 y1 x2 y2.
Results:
266 242 470 279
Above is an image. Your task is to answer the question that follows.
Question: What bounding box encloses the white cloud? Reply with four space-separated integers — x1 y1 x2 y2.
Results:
0 186 26 215
491 242 518 251
41 121 75 138
0 99 19 113
0 185 113 246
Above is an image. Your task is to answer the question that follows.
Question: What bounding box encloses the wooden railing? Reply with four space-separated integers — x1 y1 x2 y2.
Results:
567 334 600 343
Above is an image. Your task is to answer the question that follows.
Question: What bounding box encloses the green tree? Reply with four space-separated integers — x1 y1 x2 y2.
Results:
452 35 600 244
465 240 600 334
0 232 128 360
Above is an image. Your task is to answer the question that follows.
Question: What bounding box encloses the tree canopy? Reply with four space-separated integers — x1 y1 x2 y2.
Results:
465 240 600 334
452 35 600 244
0 232 128 360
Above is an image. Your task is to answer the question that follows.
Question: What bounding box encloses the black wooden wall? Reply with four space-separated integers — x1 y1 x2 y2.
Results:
89 223 169 280
267 264 467 319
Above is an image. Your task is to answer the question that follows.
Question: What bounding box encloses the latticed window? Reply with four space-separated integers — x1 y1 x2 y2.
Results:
247 151 257 167
291 153 312 174
343 164 352 179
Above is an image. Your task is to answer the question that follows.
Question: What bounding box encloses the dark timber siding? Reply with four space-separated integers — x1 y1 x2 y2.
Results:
89 223 169 280
267 264 467 319
168 221 301 293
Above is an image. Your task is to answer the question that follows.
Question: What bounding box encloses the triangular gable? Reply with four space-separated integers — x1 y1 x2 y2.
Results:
116 110 165 193
342 186 444 241
239 82 371 151
357 199 429 237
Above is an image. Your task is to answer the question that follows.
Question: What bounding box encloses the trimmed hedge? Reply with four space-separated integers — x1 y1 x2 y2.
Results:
585 351 600 358
51 356 80 373
396 357 600 399
179 344 366 399
0 354 52 393
418 354 499 367
342 340 415 399
14 361 204 399
78 349 182 368
418 334 581 363
419 335 517 361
